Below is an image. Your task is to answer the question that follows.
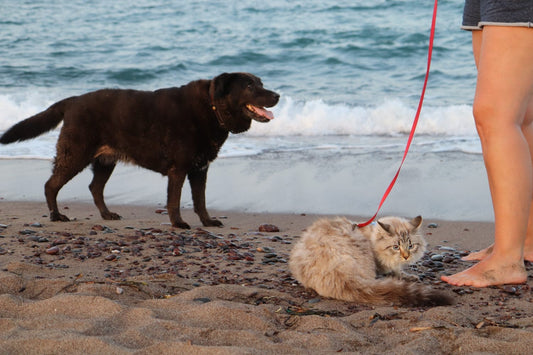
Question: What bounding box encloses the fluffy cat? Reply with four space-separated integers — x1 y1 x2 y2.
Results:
289 216 452 307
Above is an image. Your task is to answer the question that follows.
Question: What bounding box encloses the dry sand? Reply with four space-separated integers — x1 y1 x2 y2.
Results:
0 201 532 354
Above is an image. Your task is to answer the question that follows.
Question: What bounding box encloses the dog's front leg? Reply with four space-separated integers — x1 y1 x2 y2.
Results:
188 166 223 227
167 167 190 229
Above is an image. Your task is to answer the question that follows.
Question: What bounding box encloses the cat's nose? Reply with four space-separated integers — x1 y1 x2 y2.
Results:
401 251 410 260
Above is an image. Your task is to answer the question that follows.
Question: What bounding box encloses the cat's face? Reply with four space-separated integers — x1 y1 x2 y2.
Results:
371 216 427 269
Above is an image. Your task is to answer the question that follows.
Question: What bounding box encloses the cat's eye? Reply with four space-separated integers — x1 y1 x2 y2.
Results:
393 245 400 250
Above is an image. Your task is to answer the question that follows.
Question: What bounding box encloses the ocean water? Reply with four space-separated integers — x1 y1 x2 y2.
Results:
0 0 490 220
0 0 478 157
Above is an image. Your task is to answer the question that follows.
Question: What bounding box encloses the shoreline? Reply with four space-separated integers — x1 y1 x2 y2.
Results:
0 200 496 252
0 152 494 221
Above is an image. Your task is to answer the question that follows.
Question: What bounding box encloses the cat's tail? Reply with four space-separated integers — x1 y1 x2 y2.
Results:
343 278 453 307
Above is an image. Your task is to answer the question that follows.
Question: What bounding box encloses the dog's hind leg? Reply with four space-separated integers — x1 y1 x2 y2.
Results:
45 130 93 222
167 167 190 229
89 159 120 220
45 157 90 222
188 167 223 227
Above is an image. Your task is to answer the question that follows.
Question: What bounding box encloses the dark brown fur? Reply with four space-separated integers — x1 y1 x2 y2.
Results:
0 73 279 228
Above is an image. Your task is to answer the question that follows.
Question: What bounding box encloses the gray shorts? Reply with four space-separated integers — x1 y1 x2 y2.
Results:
462 0 533 30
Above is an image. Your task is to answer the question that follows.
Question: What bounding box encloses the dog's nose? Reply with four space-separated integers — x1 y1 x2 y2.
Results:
272 92 280 102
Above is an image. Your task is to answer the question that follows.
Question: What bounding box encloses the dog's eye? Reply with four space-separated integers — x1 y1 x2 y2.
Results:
247 83 254 90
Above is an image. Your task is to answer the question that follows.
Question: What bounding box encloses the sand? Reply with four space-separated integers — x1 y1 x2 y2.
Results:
1 200 532 355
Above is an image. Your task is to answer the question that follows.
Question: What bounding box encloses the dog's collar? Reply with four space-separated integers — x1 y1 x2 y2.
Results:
209 80 226 128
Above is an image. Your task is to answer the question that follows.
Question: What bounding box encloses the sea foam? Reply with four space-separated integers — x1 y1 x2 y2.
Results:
247 96 476 137
1 93 476 136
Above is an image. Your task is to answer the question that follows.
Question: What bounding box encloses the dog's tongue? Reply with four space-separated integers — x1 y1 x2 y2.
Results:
249 105 274 120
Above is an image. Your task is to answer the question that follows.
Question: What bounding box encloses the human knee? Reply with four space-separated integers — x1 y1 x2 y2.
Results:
472 97 522 137
472 98 499 135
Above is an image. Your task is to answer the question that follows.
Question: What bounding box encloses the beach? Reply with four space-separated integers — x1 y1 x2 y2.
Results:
1 159 532 354
2 1 532 353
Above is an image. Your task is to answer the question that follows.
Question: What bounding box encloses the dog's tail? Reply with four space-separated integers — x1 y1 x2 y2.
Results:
0 97 74 144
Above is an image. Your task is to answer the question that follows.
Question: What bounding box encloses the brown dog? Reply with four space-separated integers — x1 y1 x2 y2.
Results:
0 73 279 228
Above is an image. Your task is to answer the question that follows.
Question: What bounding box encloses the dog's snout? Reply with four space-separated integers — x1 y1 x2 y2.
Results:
271 92 280 103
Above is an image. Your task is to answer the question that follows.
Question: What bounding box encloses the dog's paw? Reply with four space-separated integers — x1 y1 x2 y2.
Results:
50 211 70 222
203 219 224 227
102 212 122 220
173 221 191 229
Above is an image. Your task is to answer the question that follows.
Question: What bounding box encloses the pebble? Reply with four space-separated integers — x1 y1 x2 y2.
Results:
269 236 283 242
193 297 211 303
502 285 517 295
104 254 117 261
88 251 102 258
438 246 456 252
45 246 60 255
258 224 280 233
227 251 244 261
430 254 444 261
427 223 438 228
92 225 114 233
263 253 278 259
0 224 8 229
421 260 444 270
442 256 456 263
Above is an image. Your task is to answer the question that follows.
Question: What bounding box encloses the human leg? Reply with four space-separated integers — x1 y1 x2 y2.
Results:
442 26 533 287
464 97 533 262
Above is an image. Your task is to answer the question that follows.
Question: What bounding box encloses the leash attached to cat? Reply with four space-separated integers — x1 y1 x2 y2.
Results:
356 0 438 228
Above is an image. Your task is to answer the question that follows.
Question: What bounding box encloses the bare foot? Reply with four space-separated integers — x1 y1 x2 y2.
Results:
461 245 493 261
441 254 527 287
462 244 533 262
526 244 533 262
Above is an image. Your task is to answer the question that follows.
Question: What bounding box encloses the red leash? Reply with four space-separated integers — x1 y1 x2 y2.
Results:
356 0 438 228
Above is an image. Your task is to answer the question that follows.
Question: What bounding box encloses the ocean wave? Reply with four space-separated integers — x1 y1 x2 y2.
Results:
0 92 476 137
247 96 476 137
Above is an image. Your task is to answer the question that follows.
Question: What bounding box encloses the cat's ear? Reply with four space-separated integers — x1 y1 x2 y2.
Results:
377 221 394 235
409 215 423 230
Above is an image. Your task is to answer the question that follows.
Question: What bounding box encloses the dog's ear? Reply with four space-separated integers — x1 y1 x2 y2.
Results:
213 72 233 99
